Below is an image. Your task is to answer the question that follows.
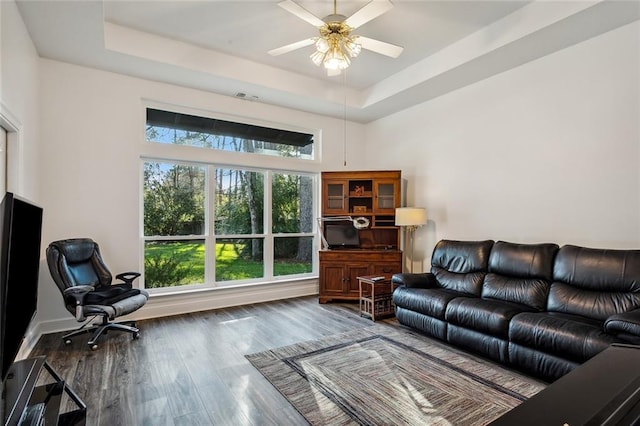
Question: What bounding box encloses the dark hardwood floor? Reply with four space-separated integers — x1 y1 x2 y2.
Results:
30 296 397 426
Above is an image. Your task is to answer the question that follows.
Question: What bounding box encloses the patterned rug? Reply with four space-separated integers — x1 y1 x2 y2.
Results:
246 325 546 425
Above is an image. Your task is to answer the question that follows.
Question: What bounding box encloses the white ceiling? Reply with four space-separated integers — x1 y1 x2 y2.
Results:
15 0 640 122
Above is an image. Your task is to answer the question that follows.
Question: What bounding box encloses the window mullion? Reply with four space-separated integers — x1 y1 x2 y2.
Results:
207 164 216 286
264 171 274 279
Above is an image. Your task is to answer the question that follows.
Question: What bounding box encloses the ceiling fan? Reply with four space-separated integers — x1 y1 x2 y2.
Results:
268 0 403 75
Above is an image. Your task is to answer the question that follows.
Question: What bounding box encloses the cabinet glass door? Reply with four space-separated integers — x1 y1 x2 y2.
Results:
374 181 397 213
324 180 347 214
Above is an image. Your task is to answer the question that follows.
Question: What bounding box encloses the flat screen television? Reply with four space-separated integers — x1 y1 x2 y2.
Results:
0 192 43 382
325 222 360 249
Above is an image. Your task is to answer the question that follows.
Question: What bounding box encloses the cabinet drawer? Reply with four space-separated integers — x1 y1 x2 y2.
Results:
373 263 402 278
319 250 402 263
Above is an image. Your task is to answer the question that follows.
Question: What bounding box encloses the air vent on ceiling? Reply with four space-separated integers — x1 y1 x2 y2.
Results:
235 92 259 101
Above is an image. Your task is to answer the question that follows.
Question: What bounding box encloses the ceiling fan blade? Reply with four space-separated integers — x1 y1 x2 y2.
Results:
268 38 315 56
357 36 403 58
278 0 325 27
345 0 393 29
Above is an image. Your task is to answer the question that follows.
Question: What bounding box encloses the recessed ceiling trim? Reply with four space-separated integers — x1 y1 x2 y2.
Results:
361 0 609 108
103 21 359 109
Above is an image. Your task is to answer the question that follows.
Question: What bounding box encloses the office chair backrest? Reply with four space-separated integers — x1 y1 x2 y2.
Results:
47 238 113 293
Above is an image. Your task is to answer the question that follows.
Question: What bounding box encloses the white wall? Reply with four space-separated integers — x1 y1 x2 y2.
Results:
366 22 640 271
35 59 367 333
0 0 40 198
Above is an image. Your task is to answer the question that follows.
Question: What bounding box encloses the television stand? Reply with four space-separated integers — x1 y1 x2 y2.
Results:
1 356 86 425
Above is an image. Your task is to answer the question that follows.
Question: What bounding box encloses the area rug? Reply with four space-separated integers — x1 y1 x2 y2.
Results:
246 325 546 425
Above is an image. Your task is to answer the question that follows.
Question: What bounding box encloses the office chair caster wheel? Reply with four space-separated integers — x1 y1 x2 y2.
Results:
91 344 98 351
133 332 140 340
64 339 72 345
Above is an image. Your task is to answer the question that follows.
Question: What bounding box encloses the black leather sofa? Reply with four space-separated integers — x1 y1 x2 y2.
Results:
392 240 640 382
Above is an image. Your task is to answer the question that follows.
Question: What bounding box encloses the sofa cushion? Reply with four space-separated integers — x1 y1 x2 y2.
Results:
509 312 619 362
481 241 558 310
431 239 494 296
488 241 559 280
393 286 462 320
445 297 535 339
549 245 640 320
482 274 551 311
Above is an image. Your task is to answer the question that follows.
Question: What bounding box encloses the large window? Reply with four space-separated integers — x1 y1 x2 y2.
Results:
142 108 316 291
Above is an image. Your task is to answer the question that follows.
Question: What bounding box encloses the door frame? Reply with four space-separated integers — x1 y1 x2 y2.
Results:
0 101 23 194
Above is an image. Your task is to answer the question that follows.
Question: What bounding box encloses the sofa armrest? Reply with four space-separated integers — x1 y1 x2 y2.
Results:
392 272 438 289
605 309 640 338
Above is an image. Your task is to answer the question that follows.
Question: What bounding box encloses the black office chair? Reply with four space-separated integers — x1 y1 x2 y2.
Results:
46 238 149 350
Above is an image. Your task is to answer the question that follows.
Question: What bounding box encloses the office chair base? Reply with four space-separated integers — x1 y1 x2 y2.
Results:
62 318 140 350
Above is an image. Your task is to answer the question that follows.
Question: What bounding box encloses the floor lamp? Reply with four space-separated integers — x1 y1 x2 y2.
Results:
395 207 427 273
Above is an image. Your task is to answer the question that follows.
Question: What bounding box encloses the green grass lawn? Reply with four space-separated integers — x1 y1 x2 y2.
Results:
144 240 311 288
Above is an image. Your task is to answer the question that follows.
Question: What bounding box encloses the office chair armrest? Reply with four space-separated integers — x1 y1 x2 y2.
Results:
63 285 95 298
63 285 95 321
115 272 141 287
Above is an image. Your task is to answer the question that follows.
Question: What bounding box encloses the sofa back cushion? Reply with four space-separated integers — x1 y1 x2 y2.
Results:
431 239 494 296
548 245 640 320
482 241 559 310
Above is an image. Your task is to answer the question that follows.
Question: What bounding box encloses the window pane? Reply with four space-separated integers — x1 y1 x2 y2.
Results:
215 169 264 234
274 237 313 276
216 238 264 281
272 173 314 234
143 162 205 236
144 240 205 288
146 109 314 159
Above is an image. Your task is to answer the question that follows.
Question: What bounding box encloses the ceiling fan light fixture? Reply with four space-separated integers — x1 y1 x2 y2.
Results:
310 49 326 66
311 27 359 72
315 37 330 53
344 37 362 58
324 46 350 70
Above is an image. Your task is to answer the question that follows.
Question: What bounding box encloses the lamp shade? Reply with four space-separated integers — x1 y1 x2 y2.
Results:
395 207 427 227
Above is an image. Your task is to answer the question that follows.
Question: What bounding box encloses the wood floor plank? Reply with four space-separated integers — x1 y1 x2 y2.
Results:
28 296 375 425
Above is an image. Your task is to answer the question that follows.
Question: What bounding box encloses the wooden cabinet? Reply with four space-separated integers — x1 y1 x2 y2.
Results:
322 171 400 216
319 250 402 303
321 170 401 250
319 170 403 303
